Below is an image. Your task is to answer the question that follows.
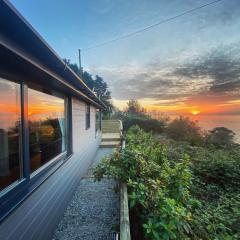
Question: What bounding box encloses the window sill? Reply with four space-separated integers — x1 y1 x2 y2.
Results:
30 151 67 179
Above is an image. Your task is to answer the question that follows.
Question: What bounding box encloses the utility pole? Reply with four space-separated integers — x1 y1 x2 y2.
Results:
78 49 83 78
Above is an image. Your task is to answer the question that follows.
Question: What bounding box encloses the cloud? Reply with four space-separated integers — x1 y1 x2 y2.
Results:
183 0 240 31
108 69 207 101
90 42 240 115
174 43 240 95
205 0 240 26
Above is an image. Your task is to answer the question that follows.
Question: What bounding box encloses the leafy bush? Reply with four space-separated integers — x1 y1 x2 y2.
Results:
191 193 240 240
205 127 236 148
94 126 240 239
191 148 240 193
94 126 196 239
166 117 203 146
166 142 240 239
122 113 166 134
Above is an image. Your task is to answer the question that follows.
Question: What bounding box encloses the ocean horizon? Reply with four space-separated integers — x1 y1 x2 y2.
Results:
156 114 240 143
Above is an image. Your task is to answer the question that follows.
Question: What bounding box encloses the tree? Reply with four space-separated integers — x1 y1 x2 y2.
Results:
82 71 94 89
166 116 203 145
63 58 80 76
63 58 112 113
206 127 235 148
93 75 112 111
125 99 145 115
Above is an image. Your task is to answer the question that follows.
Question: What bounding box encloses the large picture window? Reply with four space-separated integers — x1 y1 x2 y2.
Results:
0 78 21 191
28 88 66 173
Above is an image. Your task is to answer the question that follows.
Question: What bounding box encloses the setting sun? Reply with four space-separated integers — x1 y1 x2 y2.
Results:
191 110 200 115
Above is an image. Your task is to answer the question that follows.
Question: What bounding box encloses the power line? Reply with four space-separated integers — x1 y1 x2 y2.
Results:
82 0 222 51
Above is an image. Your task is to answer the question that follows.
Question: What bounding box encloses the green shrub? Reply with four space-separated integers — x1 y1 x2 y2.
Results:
122 114 166 134
94 126 240 239
94 126 195 239
205 127 236 148
191 193 240 240
166 117 203 146
166 142 240 239
192 148 240 193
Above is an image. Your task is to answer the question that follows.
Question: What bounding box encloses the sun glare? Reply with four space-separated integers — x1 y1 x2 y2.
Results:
191 110 200 115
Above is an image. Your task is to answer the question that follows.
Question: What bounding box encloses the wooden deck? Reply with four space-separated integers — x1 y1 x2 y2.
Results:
0 136 102 240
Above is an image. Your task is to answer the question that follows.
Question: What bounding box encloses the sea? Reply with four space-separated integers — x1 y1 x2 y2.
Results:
191 115 240 143
156 114 240 143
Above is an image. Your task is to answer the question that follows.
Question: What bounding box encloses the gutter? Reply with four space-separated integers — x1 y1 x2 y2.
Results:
0 41 104 109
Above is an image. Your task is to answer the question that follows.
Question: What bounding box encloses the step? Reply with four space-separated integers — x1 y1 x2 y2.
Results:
102 131 120 134
102 133 121 138
102 126 120 129
102 120 120 123
100 141 120 148
102 138 121 142
102 129 120 132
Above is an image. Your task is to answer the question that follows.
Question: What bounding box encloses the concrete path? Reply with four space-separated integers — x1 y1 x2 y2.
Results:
52 148 119 240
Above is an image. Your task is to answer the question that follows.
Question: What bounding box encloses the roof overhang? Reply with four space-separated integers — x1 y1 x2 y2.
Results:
0 0 106 109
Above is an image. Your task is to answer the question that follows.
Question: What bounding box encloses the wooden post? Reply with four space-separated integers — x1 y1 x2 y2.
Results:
78 49 82 78
120 183 131 240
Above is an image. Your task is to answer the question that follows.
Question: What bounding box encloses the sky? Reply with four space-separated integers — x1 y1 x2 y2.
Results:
10 0 240 116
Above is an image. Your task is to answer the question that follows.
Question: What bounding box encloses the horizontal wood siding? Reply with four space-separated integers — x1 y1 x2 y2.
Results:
0 98 101 240
72 97 99 152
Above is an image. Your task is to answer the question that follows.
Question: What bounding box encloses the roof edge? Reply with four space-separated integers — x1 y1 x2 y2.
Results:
2 0 106 109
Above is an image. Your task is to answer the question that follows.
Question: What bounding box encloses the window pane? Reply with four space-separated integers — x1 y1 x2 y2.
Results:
95 109 101 132
28 88 66 173
0 78 21 191
86 103 90 129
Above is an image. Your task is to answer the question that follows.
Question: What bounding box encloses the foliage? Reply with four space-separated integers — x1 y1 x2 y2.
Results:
189 146 240 239
191 193 240 240
82 71 94 89
94 126 240 239
191 148 240 193
63 58 112 113
121 113 167 134
94 126 196 239
114 100 168 133
93 75 112 112
125 99 146 115
63 58 80 76
166 116 203 146
165 141 240 239
205 127 236 148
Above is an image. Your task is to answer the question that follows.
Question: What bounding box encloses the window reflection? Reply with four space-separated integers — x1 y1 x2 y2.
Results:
0 78 21 191
28 88 66 173
95 109 101 132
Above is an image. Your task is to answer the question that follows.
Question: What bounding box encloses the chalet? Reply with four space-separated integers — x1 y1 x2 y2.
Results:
0 1 106 238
